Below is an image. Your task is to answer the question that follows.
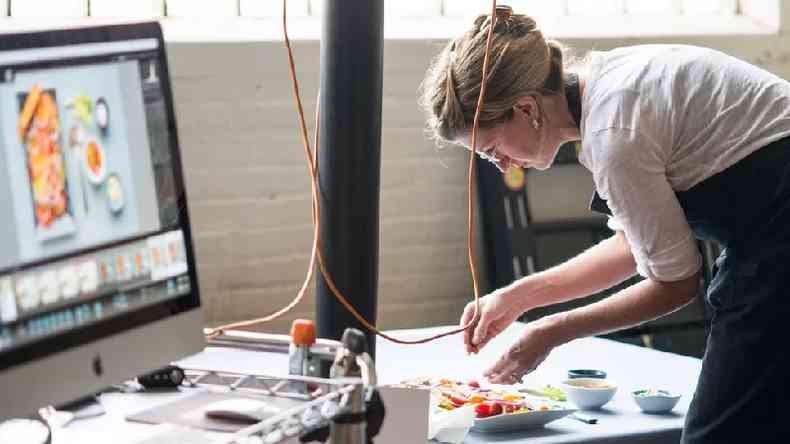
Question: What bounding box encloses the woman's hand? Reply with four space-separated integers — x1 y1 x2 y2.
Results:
460 286 528 354
483 319 560 385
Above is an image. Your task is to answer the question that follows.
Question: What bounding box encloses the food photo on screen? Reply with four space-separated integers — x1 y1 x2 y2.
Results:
17 86 75 240
0 62 162 271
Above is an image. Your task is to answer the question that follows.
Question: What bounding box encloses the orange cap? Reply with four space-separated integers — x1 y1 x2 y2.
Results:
290 319 317 346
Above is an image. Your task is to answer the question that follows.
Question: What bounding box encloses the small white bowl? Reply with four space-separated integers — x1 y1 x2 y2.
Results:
83 140 107 185
632 389 681 414
561 378 617 410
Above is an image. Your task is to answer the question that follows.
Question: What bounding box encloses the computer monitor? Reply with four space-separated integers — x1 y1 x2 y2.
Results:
0 22 204 419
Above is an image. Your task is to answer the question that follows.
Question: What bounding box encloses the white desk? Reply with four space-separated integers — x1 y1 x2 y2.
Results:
52 323 703 443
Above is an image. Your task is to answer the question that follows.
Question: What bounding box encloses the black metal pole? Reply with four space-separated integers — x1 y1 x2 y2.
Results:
316 0 383 362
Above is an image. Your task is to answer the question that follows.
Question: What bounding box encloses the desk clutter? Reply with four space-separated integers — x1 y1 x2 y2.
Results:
124 324 389 444
126 390 306 434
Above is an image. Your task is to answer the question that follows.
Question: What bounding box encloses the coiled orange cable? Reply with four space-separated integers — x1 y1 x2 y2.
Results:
206 0 499 344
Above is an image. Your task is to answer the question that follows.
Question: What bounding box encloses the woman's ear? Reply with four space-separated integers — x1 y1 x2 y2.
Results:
513 96 538 119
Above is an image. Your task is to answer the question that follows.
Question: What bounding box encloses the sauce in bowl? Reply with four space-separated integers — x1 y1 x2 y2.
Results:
564 379 614 390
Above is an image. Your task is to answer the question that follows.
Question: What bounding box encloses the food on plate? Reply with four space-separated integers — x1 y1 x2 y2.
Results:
68 94 93 126
85 141 104 180
68 125 84 148
474 401 503 418
19 86 70 229
18 84 42 140
401 377 561 419
633 389 672 397
106 173 124 213
632 389 681 413
521 385 567 402
34 91 58 131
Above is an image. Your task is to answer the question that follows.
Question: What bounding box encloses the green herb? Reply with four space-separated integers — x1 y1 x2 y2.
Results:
67 94 93 126
522 385 567 402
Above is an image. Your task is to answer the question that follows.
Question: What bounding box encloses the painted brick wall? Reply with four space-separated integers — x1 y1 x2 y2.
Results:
167 24 790 335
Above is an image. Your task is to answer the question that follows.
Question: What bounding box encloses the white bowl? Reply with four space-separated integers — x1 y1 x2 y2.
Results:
632 389 681 414
561 378 617 410
82 140 107 185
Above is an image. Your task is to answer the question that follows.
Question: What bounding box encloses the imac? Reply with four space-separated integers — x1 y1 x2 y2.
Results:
0 23 204 419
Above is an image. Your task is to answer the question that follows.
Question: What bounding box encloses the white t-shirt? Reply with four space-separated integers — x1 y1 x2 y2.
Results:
578 44 790 281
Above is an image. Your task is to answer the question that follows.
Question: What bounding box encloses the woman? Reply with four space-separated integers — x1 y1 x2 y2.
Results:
420 6 790 443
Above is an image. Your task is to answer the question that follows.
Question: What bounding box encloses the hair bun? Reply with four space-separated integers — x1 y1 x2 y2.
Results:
495 5 513 18
420 9 567 145
474 10 539 38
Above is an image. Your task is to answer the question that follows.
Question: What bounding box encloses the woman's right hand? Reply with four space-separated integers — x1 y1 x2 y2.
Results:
460 286 527 354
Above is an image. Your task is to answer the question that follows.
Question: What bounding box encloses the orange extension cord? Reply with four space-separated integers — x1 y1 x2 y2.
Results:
205 0 500 344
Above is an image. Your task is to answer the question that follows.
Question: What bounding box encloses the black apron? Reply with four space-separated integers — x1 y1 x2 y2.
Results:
590 136 790 443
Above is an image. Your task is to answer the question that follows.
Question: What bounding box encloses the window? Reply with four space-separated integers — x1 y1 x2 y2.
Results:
0 1 776 40
0 0 743 19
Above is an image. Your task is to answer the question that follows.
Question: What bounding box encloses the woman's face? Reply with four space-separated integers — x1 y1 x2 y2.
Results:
457 95 575 173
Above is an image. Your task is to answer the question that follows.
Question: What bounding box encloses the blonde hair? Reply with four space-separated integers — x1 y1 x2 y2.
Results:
420 10 566 144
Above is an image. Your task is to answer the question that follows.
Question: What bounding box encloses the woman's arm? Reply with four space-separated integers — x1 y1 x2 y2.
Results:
503 230 637 313
483 269 700 383
551 271 700 343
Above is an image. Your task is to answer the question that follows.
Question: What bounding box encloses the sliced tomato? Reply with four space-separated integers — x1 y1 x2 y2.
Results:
474 401 503 418
447 394 468 407
474 403 492 418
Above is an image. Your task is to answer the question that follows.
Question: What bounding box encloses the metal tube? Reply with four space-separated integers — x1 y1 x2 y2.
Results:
316 0 384 362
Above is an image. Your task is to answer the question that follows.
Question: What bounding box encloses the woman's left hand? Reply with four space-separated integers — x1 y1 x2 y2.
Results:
483 320 560 384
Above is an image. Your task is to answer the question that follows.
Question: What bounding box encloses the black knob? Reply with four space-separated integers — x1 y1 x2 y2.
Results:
341 328 367 355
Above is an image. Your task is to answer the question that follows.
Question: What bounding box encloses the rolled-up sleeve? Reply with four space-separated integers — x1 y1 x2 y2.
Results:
587 128 701 282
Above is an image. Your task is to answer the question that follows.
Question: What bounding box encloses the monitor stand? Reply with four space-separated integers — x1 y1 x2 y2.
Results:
0 392 106 441
42 393 106 428
0 419 50 444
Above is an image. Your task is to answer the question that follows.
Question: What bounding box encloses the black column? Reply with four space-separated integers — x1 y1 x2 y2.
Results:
316 0 383 361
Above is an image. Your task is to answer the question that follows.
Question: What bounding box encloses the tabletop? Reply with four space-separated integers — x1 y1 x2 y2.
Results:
50 322 703 444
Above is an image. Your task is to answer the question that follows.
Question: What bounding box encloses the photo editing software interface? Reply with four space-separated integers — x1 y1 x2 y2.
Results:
0 37 194 359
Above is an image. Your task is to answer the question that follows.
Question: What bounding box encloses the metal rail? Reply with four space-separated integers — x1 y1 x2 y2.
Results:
178 330 367 444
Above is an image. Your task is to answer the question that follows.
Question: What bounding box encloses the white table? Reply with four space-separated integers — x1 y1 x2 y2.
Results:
375 324 702 443
52 322 703 443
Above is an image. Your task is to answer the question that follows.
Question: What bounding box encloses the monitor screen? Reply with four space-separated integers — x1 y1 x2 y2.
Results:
0 23 203 417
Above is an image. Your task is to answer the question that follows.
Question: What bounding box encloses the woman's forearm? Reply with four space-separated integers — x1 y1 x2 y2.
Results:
505 231 637 312
544 271 701 345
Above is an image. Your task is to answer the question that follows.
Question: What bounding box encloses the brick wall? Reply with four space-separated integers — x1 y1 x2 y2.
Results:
167 16 790 335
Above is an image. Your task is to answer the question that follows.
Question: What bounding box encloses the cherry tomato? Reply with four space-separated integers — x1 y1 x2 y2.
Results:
474 403 492 418
468 380 480 389
474 401 503 418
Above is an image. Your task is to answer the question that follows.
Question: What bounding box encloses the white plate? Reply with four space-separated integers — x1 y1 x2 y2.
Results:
82 141 107 185
472 407 576 433
105 173 125 213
